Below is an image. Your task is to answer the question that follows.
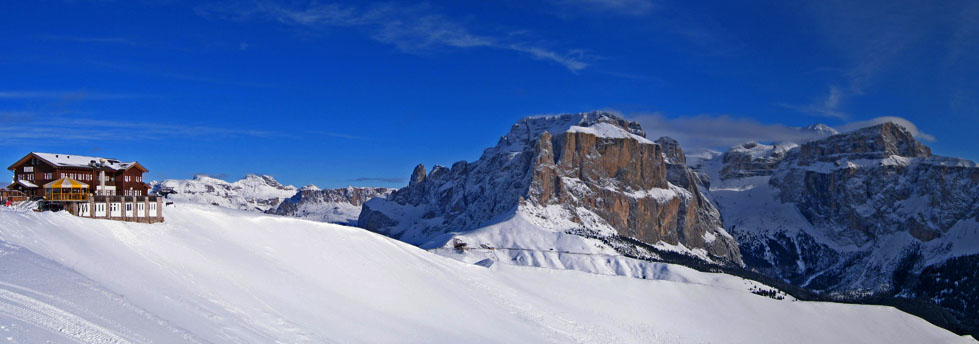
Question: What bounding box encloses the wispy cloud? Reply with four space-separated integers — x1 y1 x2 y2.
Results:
0 111 34 124
0 91 148 100
351 177 406 183
630 112 834 152
37 34 139 46
547 0 657 16
784 1 953 119
303 130 366 140
196 1 592 72
778 86 848 119
0 114 286 145
85 60 272 87
804 0 932 94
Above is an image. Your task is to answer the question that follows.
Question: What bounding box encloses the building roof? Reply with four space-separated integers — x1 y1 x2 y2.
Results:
7 152 148 172
44 177 88 189
15 180 38 188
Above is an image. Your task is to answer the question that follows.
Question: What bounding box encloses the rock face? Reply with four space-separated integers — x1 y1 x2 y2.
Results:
772 123 974 245
796 122 931 164
359 111 741 265
273 186 393 226
697 122 979 320
719 142 798 180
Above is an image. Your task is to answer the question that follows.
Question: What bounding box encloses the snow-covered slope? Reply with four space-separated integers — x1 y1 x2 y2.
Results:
150 174 297 212
0 240 203 343
0 205 972 343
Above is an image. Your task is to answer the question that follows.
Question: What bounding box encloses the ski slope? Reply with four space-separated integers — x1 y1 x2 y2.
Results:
0 205 973 343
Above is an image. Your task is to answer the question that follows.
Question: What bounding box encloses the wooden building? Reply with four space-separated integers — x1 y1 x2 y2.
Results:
0 188 27 204
7 152 162 223
7 152 150 198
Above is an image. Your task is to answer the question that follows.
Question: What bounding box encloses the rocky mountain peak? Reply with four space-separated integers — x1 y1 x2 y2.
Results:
409 163 427 186
656 136 686 165
799 122 931 164
240 174 293 190
273 186 394 226
490 111 651 156
802 123 839 136
719 141 798 180
359 111 741 266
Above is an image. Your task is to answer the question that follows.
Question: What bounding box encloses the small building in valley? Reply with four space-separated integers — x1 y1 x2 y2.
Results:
7 152 162 223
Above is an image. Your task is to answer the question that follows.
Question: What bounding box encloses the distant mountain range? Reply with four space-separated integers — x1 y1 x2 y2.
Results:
149 175 390 226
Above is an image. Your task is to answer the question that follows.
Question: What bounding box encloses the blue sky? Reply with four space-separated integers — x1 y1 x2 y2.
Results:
2 0 977 188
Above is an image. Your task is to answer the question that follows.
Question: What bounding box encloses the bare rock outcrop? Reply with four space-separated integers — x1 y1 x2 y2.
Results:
274 186 393 226
359 111 742 265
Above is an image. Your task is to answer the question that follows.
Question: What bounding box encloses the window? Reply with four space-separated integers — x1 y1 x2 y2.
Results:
149 202 157 217
125 203 133 217
43 173 52 180
110 203 121 217
125 175 131 182
23 166 33 172
95 203 106 217
136 202 145 217
80 203 90 217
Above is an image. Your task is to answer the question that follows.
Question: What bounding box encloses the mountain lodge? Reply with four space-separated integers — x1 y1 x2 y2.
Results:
6 152 162 223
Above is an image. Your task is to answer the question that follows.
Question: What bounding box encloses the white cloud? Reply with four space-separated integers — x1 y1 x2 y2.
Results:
197 1 590 72
629 113 833 152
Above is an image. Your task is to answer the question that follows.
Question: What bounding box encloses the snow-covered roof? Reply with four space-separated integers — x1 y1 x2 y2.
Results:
27 152 144 171
16 180 38 188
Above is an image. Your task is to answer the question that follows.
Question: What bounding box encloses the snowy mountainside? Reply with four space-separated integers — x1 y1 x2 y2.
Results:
694 122 979 330
0 205 973 343
151 175 391 225
150 174 297 212
273 186 393 226
359 111 741 277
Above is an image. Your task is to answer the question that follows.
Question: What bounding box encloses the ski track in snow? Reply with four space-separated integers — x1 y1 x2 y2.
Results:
0 286 130 344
